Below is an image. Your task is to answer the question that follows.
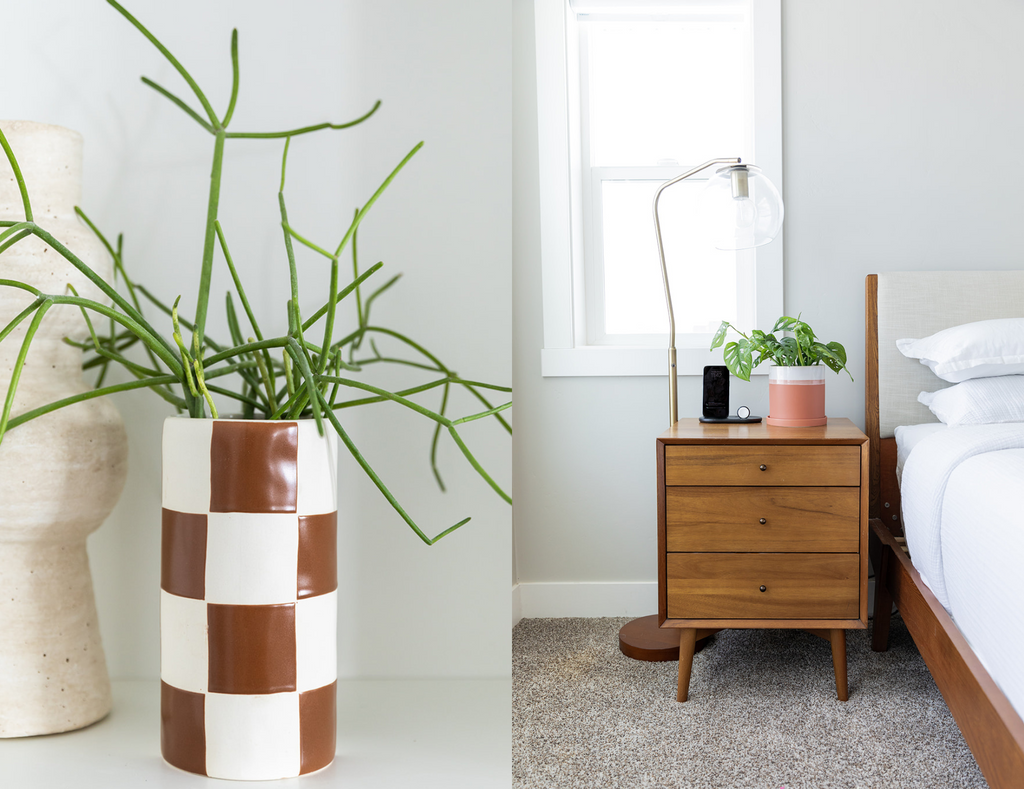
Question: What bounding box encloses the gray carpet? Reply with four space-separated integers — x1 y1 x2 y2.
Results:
513 616 988 789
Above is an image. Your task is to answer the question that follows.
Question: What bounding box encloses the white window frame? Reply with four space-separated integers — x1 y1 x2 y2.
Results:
535 0 783 377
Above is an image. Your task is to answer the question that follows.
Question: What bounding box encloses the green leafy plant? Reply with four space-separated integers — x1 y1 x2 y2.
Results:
710 315 852 382
0 0 510 545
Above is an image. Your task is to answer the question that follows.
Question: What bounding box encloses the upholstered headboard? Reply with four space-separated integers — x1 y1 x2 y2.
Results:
874 271 1024 438
865 270 1024 520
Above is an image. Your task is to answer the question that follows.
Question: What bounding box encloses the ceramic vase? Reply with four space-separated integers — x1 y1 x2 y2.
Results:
766 365 827 427
0 121 128 737
160 417 340 780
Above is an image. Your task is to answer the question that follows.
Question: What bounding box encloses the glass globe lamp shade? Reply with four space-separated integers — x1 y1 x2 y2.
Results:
699 164 784 250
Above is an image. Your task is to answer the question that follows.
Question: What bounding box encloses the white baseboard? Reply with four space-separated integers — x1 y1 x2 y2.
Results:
512 583 523 628
515 581 657 619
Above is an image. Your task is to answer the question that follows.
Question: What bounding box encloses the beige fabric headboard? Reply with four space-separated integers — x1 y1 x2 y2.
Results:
876 270 1024 438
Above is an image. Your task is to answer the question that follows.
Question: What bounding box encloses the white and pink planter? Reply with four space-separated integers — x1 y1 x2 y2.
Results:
160 417 339 780
766 365 827 427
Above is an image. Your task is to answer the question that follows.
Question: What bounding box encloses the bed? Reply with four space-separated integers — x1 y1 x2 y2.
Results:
866 271 1024 789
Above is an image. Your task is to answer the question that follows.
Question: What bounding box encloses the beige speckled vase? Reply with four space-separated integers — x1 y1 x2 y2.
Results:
0 121 128 737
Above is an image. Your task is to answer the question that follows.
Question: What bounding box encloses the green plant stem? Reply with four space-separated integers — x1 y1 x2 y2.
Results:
135 285 224 354
362 273 401 325
223 293 270 408
0 297 45 344
0 278 179 374
451 401 512 425
331 378 449 409
222 29 240 127
107 0 221 128
204 336 290 367
430 382 451 492
27 225 177 360
318 255 339 373
6 374 180 433
302 262 383 330
0 221 34 247
283 350 295 398
0 229 32 256
214 221 267 347
224 101 381 139
193 131 226 346
205 383 262 411
140 77 214 133
0 301 53 446
457 381 512 434
446 425 512 504
286 338 322 434
316 389 470 546
360 326 448 372
283 223 336 261
56 293 183 375
321 376 451 425
332 142 423 260
75 207 169 380
354 355 443 374
253 345 277 412
0 127 33 220
351 210 363 329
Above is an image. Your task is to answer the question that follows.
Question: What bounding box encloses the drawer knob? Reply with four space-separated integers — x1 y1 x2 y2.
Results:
759 464 767 471
759 585 767 593
759 518 767 524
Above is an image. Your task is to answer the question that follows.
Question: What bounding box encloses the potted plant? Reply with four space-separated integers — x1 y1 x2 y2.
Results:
710 315 852 427
0 1 509 779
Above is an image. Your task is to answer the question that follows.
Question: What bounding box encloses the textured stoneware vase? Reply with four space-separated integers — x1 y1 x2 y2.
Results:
161 417 339 780
0 121 128 737
766 365 827 427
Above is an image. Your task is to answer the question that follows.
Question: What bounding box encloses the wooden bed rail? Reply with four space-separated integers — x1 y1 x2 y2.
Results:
865 273 1024 789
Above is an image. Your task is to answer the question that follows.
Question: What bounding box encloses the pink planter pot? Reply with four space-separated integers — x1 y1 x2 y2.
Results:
766 366 827 427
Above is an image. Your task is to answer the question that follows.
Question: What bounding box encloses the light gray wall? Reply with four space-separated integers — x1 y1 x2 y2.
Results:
5 0 512 678
512 0 1024 588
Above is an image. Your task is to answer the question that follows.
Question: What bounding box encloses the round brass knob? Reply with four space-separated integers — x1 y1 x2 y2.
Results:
759 585 767 593
759 518 767 524
759 464 767 471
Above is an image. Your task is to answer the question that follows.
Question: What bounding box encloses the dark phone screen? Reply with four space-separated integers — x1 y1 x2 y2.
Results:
702 365 729 419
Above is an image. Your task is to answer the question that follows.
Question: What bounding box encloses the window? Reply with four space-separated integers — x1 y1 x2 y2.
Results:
535 0 782 376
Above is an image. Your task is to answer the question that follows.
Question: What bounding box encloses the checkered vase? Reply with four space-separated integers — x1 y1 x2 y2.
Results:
160 417 339 780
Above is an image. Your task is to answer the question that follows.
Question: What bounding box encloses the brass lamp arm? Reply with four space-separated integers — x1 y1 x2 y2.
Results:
652 157 741 427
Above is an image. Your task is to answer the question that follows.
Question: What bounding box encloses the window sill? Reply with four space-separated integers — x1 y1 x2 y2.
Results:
541 346 771 377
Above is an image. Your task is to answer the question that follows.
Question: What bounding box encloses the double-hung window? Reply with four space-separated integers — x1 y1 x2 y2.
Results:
535 0 782 376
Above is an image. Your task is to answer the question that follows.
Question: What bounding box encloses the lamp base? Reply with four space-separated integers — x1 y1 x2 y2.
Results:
698 416 763 424
618 615 713 661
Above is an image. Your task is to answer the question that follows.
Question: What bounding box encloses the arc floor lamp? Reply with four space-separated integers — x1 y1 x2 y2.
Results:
619 157 785 661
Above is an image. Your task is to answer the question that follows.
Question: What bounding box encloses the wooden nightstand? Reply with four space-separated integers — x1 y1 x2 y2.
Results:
658 418 869 702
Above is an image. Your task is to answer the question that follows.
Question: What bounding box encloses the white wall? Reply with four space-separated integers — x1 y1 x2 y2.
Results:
513 0 1024 608
4 0 512 678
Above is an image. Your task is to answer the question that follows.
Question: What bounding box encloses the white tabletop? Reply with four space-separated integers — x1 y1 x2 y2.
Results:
2 679 511 787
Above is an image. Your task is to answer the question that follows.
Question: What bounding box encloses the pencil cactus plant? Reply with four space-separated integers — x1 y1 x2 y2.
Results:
0 0 510 545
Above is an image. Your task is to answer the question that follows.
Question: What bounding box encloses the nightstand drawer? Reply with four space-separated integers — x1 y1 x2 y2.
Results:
666 553 859 619
664 445 860 487
666 487 859 552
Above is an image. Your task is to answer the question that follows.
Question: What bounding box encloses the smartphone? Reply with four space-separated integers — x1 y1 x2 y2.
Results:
702 365 729 420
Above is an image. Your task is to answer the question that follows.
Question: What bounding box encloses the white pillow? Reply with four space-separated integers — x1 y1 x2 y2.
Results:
918 375 1024 427
897 317 1024 383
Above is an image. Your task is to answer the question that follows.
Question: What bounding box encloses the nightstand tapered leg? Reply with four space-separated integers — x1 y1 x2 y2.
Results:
676 628 697 702
830 629 848 701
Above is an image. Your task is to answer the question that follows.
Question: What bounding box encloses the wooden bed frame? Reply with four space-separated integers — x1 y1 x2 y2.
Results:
865 274 1024 788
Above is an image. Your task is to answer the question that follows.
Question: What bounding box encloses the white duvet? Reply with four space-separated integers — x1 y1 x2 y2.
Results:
899 423 1024 718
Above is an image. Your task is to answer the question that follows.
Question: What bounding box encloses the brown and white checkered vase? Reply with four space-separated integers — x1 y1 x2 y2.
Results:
161 417 339 780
